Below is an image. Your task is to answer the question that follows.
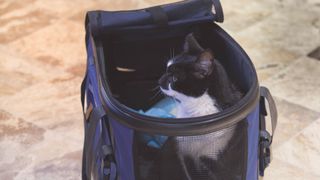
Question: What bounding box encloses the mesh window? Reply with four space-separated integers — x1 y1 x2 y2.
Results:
133 120 248 180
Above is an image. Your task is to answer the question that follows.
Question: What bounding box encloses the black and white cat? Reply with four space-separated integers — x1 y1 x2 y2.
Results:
134 34 246 180
159 33 243 118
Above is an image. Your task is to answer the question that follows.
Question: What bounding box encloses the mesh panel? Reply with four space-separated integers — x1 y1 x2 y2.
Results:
133 120 247 180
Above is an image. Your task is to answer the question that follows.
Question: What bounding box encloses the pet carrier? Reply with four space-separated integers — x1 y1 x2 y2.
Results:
81 0 278 179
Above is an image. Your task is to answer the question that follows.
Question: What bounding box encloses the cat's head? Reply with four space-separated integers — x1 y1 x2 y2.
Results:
159 33 215 101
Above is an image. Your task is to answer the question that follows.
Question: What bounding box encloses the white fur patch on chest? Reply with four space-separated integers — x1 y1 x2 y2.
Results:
161 84 221 118
176 92 221 118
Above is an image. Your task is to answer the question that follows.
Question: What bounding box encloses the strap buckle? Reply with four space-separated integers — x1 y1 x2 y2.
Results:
259 130 272 176
101 145 117 180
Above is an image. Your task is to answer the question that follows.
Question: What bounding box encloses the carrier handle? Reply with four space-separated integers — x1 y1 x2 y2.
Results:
260 86 277 137
146 0 224 27
146 6 168 28
80 74 87 180
259 86 277 176
211 0 224 22
145 0 224 25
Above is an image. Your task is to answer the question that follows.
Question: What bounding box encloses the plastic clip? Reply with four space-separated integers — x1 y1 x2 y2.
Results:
259 130 272 176
101 145 117 179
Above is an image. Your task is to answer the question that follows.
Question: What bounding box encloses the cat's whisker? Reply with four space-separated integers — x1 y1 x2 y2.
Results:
173 48 175 58
149 89 162 101
171 97 179 106
148 85 160 92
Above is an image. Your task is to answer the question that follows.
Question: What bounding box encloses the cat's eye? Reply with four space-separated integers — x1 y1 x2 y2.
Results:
172 76 178 82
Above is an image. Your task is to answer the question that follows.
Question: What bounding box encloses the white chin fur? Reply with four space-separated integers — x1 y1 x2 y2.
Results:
160 83 192 102
160 83 176 97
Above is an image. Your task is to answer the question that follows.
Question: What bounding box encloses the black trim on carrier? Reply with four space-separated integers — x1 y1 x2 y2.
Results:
91 23 260 136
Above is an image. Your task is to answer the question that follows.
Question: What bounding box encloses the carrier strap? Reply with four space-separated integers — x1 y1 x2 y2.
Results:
81 74 87 117
81 74 117 180
260 86 277 138
146 6 168 28
85 106 106 178
81 74 88 180
259 86 277 176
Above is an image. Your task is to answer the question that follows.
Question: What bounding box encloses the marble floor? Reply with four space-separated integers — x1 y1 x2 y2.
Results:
0 0 319 179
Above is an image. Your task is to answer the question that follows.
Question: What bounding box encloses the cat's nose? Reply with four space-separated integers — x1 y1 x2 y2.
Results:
158 75 169 90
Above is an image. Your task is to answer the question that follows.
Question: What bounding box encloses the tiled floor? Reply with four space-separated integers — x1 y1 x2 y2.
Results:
0 0 319 179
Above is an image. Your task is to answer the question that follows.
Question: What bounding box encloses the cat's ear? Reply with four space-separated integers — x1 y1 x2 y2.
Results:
193 50 214 79
183 33 204 54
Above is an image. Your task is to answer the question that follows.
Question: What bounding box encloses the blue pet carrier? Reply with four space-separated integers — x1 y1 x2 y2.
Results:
81 0 278 179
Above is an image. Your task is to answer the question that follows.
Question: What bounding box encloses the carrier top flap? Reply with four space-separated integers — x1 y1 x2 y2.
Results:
85 0 224 34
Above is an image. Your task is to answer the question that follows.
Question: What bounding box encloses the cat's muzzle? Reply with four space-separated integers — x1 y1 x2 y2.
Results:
158 74 171 90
